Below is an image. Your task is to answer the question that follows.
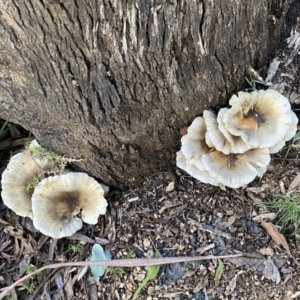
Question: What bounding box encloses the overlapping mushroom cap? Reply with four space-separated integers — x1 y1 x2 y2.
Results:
176 117 222 185
176 89 298 189
204 110 252 154
32 172 108 239
176 150 221 186
223 90 293 148
1 148 56 219
180 117 210 172
217 108 253 154
202 148 270 188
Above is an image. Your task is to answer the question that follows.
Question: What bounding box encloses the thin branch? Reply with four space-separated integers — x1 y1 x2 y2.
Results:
272 157 300 161
0 253 243 299
188 217 233 239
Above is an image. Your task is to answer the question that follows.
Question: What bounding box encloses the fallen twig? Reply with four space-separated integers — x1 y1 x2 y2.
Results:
188 217 233 239
0 253 243 299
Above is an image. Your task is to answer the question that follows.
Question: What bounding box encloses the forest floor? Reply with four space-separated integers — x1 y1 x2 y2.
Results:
0 142 300 300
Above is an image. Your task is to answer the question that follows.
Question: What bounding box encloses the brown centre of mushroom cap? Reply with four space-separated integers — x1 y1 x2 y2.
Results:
212 151 240 169
54 191 82 220
242 108 265 130
227 154 239 169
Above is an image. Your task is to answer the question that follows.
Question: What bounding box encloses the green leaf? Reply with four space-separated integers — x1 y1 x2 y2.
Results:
214 258 224 287
133 247 161 299
90 244 111 281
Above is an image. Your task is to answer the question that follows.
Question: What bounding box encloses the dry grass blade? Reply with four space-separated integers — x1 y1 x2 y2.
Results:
214 259 224 287
0 253 243 299
261 221 300 267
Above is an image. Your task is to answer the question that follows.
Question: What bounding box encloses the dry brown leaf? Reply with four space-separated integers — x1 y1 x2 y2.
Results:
54 271 64 290
252 213 276 222
247 184 269 193
263 257 281 284
261 221 300 267
68 232 95 243
227 275 238 292
18 256 31 277
288 172 300 190
86 276 98 300
227 214 238 226
159 291 184 298
227 257 265 270
227 255 286 271
193 275 208 293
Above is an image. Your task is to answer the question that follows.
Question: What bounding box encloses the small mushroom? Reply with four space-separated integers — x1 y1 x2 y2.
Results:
1 152 56 219
223 90 292 148
202 148 270 188
32 172 107 239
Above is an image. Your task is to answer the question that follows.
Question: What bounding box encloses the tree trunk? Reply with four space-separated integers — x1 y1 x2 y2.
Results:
0 0 294 187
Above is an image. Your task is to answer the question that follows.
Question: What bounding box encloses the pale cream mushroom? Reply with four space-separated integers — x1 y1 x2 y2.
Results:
203 110 233 155
176 150 221 186
268 140 286 155
217 108 253 153
202 148 270 188
223 90 292 148
283 110 298 141
205 132 214 148
1 152 56 219
62 169 110 196
32 172 107 239
180 117 210 171
269 110 298 154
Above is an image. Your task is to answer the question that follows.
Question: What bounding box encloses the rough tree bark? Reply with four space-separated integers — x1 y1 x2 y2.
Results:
0 0 295 187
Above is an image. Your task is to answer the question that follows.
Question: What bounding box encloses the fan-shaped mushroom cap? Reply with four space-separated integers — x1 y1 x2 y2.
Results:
32 172 107 239
203 110 233 155
268 140 286 154
268 111 298 154
202 148 270 188
181 117 210 171
283 111 298 141
205 132 214 148
217 108 253 153
1 153 56 219
176 150 221 186
223 90 292 148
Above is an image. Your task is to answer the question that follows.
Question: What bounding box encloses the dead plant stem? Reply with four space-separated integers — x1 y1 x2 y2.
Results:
0 253 243 299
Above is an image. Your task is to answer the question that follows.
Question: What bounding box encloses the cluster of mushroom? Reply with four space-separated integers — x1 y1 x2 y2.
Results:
176 89 298 188
1 141 108 239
